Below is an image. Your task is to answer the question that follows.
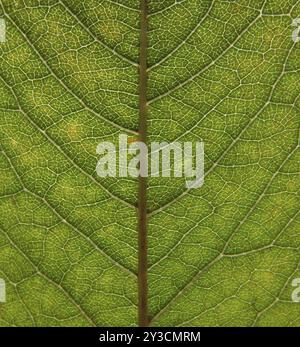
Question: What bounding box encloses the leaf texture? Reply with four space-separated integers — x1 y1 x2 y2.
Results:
0 0 300 327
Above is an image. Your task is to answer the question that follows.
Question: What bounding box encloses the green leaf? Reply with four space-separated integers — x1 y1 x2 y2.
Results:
0 0 300 327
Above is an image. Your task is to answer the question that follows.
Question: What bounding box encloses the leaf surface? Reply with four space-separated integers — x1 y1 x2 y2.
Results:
0 0 300 327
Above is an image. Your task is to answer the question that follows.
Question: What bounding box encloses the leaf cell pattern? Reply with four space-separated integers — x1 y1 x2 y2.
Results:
0 0 299 327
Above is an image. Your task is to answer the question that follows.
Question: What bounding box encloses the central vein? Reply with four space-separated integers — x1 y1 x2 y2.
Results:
137 0 149 327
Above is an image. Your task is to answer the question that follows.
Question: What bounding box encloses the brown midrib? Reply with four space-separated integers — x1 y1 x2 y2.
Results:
137 0 148 327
